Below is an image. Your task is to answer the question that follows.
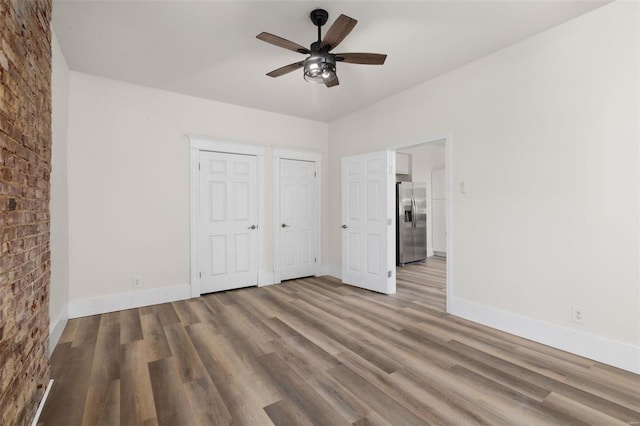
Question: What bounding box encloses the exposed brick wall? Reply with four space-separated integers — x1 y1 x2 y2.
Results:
0 0 52 425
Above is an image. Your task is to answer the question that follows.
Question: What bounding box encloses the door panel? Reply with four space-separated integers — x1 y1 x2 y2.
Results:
279 159 317 281
341 151 395 294
199 151 258 293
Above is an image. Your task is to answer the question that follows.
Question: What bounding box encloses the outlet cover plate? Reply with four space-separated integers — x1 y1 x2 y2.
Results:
132 274 143 288
571 305 586 325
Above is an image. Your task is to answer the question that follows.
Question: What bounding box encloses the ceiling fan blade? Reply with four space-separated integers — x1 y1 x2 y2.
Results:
325 76 340 88
321 14 357 51
335 53 387 65
256 32 310 54
266 61 305 78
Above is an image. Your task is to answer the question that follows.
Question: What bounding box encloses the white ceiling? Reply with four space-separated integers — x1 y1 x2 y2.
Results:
53 0 608 122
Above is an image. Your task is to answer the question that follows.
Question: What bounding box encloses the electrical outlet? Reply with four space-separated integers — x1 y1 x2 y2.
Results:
132 274 143 288
571 305 586 325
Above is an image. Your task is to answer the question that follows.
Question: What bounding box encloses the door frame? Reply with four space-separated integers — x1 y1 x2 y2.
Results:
189 136 266 297
272 148 322 284
388 134 453 312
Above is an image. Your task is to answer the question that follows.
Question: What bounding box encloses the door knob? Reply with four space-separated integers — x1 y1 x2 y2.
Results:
341 224 348 229
281 223 290 228
248 225 256 230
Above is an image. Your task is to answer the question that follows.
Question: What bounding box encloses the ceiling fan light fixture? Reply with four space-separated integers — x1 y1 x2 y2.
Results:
303 54 336 84
257 9 386 88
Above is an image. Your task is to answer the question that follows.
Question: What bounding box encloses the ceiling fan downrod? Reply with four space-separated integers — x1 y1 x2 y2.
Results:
310 9 329 50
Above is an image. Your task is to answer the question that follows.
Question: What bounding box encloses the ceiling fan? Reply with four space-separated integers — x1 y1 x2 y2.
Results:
256 9 387 88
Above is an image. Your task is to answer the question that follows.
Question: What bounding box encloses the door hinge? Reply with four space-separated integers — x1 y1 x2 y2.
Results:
388 270 392 278
314 171 317 177
199 272 202 278
314 257 317 263
198 162 201 171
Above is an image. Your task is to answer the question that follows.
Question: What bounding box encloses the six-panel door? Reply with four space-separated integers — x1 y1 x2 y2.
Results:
279 159 317 281
199 151 258 293
341 151 395 294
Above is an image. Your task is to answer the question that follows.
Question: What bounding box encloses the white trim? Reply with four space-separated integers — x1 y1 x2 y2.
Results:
449 296 640 374
386 149 397 294
188 136 267 294
68 284 191 318
257 155 267 285
273 147 322 163
31 379 54 426
189 147 200 297
48 314 68 355
444 133 453 313
272 148 322 284
258 271 276 286
188 135 266 156
388 134 453 310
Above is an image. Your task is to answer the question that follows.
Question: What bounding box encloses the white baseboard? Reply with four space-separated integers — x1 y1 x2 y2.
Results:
322 263 341 279
258 271 275 287
31 379 53 426
68 284 191 318
449 296 640 374
49 314 68 355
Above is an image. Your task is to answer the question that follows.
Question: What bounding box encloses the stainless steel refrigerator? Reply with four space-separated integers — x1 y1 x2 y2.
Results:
396 182 427 265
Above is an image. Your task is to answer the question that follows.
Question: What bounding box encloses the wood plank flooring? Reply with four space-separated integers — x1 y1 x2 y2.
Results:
39 257 640 425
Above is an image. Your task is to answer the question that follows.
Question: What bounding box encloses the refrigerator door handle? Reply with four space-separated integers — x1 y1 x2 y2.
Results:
411 196 417 228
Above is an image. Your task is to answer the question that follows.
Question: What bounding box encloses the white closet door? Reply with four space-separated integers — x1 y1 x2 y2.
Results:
199 151 258 293
279 159 317 281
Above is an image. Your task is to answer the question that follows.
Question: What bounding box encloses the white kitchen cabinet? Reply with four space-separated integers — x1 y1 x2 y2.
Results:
396 152 411 175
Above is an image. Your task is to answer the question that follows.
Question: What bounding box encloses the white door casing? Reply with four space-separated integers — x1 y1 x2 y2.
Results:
341 151 395 294
279 159 317 280
198 151 258 293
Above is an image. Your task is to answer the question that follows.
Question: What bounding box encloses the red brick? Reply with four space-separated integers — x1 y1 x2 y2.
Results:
0 1 51 425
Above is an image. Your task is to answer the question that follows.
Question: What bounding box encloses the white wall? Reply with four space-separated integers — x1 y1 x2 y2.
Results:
49 30 70 351
400 143 446 256
328 2 639 372
66 72 328 315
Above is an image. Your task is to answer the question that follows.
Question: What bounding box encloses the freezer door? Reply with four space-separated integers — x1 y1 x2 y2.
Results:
412 182 428 261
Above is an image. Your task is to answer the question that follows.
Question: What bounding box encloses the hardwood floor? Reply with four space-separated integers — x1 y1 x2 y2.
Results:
40 257 640 425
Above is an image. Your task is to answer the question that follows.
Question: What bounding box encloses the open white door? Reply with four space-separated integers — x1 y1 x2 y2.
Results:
341 151 395 294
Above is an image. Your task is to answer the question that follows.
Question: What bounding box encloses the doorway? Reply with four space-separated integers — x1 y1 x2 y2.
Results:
393 136 450 311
